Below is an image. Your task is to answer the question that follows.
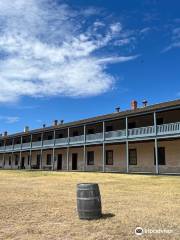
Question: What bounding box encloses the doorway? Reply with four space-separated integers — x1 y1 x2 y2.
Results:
21 157 25 169
37 154 41 169
57 154 62 170
72 153 78 170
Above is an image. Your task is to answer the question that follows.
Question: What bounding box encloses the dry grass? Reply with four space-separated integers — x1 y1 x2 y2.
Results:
0 171 179 240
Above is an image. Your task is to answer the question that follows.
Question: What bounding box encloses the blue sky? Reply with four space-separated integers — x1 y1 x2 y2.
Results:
0 0 180 134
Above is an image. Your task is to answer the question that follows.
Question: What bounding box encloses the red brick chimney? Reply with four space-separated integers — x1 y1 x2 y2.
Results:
131 100 138 110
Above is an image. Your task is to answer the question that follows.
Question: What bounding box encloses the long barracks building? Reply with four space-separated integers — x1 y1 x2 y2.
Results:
0 99 180 174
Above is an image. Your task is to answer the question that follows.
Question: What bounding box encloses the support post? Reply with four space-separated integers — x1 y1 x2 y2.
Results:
67 147 69 171
11 152 13 169
154 112 159 174
29 134 32 169
40 149 43 170
67 127 70 171
52 148 55 171
83 125 86 171
126 117 129 173
126 141 129 173
3 153 5 169
52 130 56 171
11 138 14 169
19 136 22 169
102 121 105 172
40 132 43 170
3 139 6 168
154 138 159 174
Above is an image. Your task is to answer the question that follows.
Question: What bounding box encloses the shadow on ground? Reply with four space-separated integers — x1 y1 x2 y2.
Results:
102 213 115 219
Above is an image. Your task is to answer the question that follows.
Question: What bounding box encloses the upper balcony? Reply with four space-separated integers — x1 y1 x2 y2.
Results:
0 108 180 152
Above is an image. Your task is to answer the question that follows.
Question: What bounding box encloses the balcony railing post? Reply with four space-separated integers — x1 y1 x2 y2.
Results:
102 121 105 172
83 125 86 171
154 112 157 136
52 130 56 171
126 117 128 138
126 117 129 173
154 112 159 174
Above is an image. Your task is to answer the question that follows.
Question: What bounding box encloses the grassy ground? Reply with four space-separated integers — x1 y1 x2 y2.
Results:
0 171 179 240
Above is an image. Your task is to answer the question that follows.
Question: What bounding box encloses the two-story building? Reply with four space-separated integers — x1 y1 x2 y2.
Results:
0 99 180 174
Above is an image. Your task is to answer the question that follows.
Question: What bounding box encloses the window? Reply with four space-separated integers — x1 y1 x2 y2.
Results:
154 147 166 165
106 150 113 165
157 118 164 125
73 131 79 136
129 149 137 165
15 155 19 165
106 126 113 132
48 135 53 140
9 156 11 165
128 122 136 129
87 129 94 134
47 154 52 165
58 133 63 138
87 151 94 165
38 136 41 141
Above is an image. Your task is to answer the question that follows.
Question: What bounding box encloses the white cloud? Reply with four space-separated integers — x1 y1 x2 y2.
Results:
114 37 136 47
163 26 180 52
163 42 180 52
96 55 139 64
0 0 138 103
0 116 20 124
110 23 122 33
140 27 151 34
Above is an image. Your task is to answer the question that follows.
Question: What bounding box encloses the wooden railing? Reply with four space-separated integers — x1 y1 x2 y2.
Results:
0 122 180 152
128 126 155 138
105 130 126 140
157 122 180 135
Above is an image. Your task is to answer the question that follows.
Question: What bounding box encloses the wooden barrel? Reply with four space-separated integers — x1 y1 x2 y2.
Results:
77 183 102 220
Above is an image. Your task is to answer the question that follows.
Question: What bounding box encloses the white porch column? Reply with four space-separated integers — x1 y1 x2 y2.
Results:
52 130 56 171
3 139 6 168
3 153 5 168
126 117 129 173
102 121 105 172
11 138 14 169
154 112 159 174
19 136 22 169
40 132 43 170
67 147 69 171
83 125 86 171
29 134 32 169
126 141 129 173
67 127 70 171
